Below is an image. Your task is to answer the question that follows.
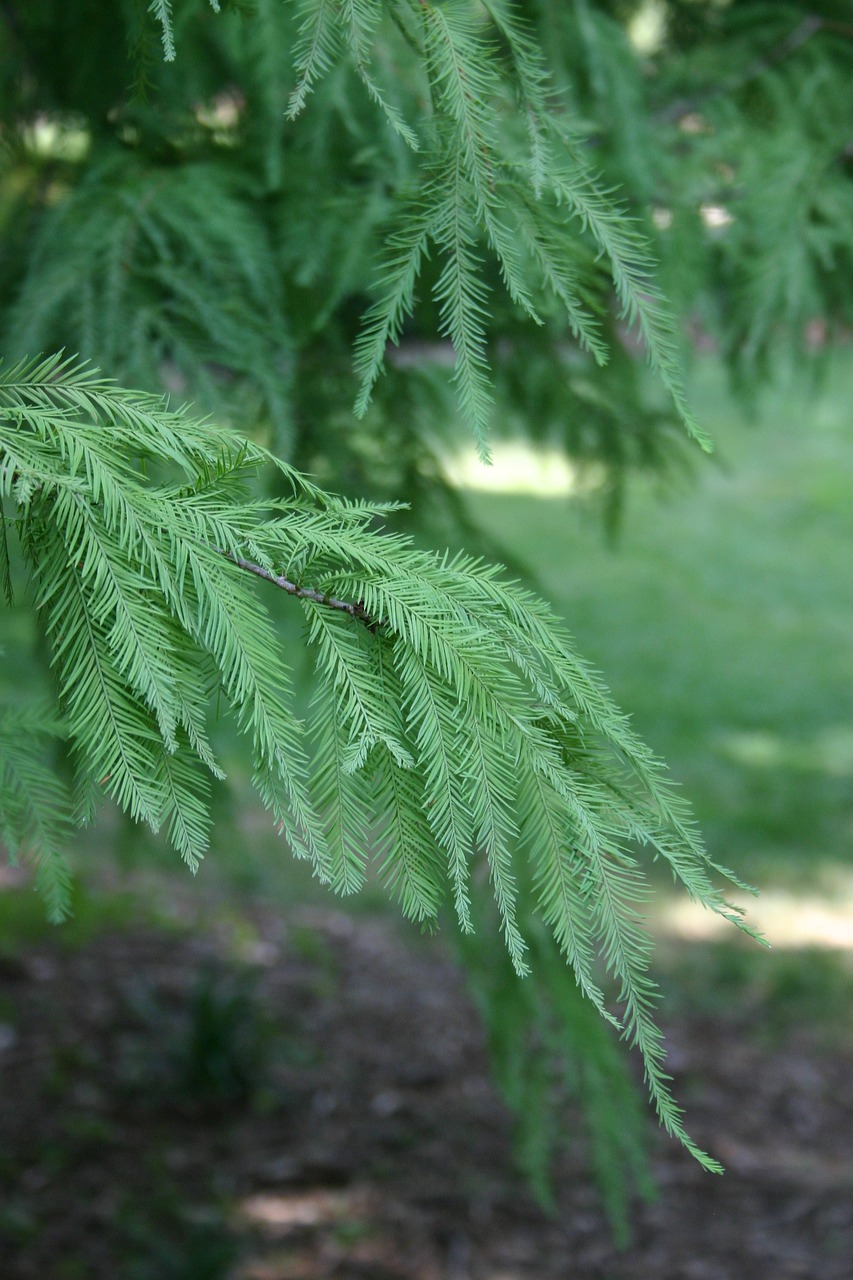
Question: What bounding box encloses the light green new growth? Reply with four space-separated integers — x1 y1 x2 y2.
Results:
0 355 758 1168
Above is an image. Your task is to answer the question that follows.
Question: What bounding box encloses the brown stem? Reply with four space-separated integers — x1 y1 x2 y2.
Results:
225 552 379 629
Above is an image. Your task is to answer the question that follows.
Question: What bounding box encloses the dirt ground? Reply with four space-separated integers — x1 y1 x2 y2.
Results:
0 898 851 1280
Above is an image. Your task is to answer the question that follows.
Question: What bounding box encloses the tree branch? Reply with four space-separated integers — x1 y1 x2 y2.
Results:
224 552 379 629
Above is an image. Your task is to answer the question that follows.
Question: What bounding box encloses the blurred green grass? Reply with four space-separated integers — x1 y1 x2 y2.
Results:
460 354 853 887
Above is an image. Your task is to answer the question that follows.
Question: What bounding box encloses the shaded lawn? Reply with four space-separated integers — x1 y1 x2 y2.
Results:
459 355 853 885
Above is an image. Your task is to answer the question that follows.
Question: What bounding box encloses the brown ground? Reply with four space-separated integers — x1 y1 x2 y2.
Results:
0 898 851 1280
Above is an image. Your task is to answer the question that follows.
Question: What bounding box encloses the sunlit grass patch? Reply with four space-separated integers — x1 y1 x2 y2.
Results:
441 440 605 496
655 870 853 951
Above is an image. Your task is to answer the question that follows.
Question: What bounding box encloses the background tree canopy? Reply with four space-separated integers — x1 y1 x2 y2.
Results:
1 0 851 1227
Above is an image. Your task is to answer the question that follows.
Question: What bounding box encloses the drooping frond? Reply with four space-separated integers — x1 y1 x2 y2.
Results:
460 911 653 1241
419 0 505 213
392 640 474 932
307 675 373 895
480 0 552 175
539 131 708 448
287 0 343 120
0 355 756 1165
430 168 495 459
339 0 420 147
352 187 437 417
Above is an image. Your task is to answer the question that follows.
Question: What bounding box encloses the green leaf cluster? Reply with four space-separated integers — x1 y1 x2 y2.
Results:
1 354 759 1168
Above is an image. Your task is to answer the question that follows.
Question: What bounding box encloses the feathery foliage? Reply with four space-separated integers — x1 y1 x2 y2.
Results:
0 355 759 1168
6 153 295 453
3 0 849 1199
343 0 705 457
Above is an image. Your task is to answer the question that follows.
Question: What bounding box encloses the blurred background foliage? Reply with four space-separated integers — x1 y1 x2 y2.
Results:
2 0 850 526
1 0 852 1252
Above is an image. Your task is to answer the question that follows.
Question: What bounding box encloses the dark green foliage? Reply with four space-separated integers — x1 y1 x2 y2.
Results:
0 0 705 492
6 153 294 449
2 2 848 507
